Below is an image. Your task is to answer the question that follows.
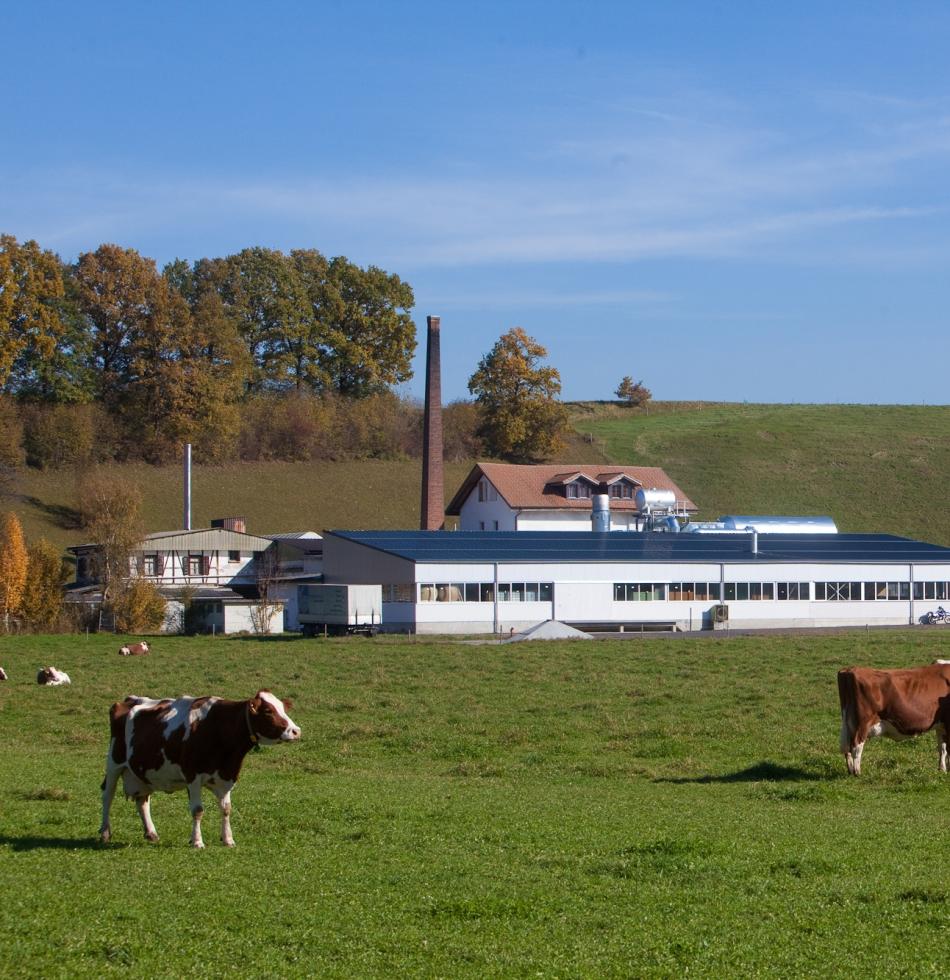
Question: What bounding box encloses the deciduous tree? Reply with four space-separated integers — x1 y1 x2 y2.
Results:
21 538 70 632
467 328 568 462
0 235 77 398
0 511 28 631
615 376 652 406
75 470 144 603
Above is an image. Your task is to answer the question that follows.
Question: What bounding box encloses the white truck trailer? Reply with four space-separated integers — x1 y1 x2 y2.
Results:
298 584 383 636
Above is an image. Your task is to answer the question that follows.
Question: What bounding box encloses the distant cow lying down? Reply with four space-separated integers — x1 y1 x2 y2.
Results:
119 642 150 656
0 666 7 681
99 691 301 848
37 666 71 686
837 660 950 774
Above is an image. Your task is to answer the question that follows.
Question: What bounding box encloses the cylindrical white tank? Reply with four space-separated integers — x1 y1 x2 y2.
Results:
635 488 676 512
719 515 838 534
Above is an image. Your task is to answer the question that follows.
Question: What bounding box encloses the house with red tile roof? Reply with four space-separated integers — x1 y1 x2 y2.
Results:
445 463 697 531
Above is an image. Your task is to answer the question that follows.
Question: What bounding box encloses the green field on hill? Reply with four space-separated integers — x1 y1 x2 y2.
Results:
5 401 950 552
2 630 950 977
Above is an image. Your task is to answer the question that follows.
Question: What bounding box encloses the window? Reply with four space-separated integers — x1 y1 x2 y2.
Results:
614 583 667 601
479 521 485 531
228 550 241 563
493 521 499 531
477 480 498 502
188 554 204 576
142 553 158 576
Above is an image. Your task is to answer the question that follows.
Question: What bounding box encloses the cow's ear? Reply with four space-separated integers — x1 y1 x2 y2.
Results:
282 698 294 712
249 696 261 715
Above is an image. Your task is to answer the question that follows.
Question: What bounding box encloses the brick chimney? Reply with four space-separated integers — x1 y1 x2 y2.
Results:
420 315 444 530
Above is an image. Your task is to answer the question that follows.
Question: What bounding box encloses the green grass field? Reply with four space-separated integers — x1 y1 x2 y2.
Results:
3 630 950 977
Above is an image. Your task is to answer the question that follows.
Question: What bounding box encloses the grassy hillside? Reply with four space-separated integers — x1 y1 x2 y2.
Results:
4 402 950 552
570 402 950 544
3 630 950 976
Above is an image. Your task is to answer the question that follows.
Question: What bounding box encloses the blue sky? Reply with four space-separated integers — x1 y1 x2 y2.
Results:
4 1 950 404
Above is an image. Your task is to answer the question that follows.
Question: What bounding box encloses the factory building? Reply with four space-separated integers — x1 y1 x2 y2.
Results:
321 529 950 635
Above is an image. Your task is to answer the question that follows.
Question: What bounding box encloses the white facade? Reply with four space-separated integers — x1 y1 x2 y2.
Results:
323 531 950 635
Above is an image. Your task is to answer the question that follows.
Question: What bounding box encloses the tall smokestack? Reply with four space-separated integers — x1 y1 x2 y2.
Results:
420 315 444 530
183 443 192 531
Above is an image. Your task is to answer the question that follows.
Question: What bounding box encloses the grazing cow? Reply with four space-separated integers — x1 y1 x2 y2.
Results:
119 642 150 656
837 660 950 775
98 690 301 848
37 666 71 686
0 666 7 681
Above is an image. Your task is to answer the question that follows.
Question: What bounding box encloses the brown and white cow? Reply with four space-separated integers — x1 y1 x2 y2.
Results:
99 690 300 847
119 642 150 656
0 666 7 681
37 666 71 686
837 660 950 775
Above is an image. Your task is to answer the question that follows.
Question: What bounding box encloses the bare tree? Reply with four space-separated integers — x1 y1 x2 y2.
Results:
249 547 282 635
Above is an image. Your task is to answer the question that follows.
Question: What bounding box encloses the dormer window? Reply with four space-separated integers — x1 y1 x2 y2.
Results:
609 482 634 499
566 481 592 499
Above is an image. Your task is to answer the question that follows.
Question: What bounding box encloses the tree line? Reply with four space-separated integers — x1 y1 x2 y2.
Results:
0 234 417 463
2 232 649 473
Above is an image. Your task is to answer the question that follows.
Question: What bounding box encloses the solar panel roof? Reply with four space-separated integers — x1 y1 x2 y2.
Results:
326 530 950 564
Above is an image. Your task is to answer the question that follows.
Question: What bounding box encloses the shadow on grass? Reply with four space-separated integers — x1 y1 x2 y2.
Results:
655 761 823 784
20 495 83 530
0 834 111 852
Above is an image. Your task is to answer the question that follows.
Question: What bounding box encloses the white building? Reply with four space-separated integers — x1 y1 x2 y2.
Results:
445 463 697 532
68 518 323 634
321 529 950 635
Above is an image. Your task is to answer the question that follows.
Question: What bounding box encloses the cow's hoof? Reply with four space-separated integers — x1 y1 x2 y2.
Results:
223 840 236 848
99 829 111 843
145 832 160 843
191 840 205 849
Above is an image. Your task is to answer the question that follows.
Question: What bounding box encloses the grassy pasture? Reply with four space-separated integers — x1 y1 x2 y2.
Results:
2 630 950 977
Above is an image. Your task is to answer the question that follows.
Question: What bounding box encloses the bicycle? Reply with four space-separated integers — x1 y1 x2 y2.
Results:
925 606 950 625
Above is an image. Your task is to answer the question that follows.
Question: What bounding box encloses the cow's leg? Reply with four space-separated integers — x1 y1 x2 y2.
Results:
840 709 857 775
98 750 121 842
135 793 159 842
187 780 205 849
938 726 948 773
211 784 236 847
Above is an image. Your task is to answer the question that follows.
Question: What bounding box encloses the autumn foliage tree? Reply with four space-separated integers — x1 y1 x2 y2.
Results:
615 375 652 406
468 327 568 462
0 511 28 631
20 539 70 632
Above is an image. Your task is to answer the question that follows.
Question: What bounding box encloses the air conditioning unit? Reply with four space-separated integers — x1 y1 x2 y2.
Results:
713 604 729 624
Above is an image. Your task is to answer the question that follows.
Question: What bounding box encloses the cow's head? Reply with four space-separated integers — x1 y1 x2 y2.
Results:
248 690 301 744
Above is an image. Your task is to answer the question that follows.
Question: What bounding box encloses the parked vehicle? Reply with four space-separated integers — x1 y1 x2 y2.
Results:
925 606 950 625
298 584 382 636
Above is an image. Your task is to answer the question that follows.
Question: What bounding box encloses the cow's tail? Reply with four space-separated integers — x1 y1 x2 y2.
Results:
837 668 858 773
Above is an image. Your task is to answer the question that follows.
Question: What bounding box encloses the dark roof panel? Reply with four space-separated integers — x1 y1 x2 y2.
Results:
326 530 950 565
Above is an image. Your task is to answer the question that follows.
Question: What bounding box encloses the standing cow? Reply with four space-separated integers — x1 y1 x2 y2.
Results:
119 642 150 656
837 660 950 774
99 690 300 847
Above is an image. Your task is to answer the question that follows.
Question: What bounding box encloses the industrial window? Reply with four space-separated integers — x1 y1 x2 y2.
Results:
776 582 809 600
228 550 241 562
417 582 554 603
914 582 950 600
614 583 667 601
383 585 414 603
815 581 909 601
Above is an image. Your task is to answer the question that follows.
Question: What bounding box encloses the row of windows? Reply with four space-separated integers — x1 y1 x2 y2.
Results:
139 551 253 576
386 583 555 603
384 580 950 605
614 581 950 602
613 582 809 602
